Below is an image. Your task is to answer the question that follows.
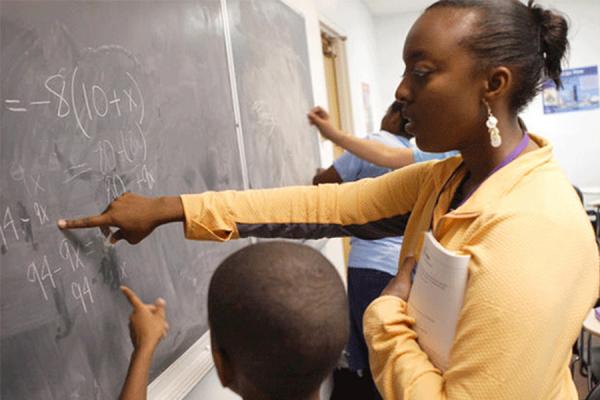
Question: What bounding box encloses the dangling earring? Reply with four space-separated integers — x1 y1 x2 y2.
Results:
484 100 501 148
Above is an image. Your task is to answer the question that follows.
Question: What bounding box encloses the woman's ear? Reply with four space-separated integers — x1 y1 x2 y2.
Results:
484 66 513 101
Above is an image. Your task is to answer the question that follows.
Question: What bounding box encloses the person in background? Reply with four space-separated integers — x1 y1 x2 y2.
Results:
310 106 527 171
118 242 348 400
312 101 452 399
61 1 599 398
309 104 457 171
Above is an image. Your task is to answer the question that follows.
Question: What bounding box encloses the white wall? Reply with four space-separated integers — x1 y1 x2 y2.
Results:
317 0 383 137
373 11 420 122
373 0 600 197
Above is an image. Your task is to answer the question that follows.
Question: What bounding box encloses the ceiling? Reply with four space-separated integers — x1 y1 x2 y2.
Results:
363 0 435 16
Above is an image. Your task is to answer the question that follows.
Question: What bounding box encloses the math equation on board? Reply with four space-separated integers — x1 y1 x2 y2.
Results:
1 59 155 315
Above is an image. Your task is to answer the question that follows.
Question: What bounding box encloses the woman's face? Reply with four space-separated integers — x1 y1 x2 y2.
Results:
396 7 487 152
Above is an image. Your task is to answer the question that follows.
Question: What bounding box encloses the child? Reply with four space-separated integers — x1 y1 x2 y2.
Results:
119 242 348 400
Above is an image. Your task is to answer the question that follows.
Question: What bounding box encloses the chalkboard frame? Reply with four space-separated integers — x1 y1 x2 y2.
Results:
148 331 213 399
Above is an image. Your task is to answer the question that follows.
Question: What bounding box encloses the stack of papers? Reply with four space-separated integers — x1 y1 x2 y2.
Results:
407 231 470 371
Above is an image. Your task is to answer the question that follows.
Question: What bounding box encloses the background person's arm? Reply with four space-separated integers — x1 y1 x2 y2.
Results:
307 106 415 169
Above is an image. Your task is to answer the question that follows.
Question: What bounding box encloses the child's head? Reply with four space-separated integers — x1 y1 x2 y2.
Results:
208 242 348 400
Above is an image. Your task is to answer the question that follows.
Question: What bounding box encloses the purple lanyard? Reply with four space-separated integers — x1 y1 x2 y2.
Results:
457 133 530 207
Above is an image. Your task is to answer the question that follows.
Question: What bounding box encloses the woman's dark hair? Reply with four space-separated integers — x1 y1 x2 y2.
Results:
426 0 569 112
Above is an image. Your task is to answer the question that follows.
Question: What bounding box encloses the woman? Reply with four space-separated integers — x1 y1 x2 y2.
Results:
60 1 598 398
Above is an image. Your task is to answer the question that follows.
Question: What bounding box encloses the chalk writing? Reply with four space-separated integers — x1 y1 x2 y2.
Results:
45 73 71 118
26 256 60 301
31 174 45 195
252 100 276 136
91 84 109 117
71 276 94 313
3 68 146 140
95 140 117 175
9 162 25 182
136 164 155 190
3 60 155 318
59 239 86 272
117 123 147 164
104 174 127 203
70 66 88 138
2 207 20 248
63 163 92 184
9 162 31 195
4 99 27 112
110 89 122 116
33 202 50 225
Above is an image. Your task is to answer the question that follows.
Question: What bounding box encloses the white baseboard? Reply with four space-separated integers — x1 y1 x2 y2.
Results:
148 331 214 400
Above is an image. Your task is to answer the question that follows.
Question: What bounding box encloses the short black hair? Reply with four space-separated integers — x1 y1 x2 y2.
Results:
388 100 403 114
208 242 348 400
427 0 569 112
383 100 412 139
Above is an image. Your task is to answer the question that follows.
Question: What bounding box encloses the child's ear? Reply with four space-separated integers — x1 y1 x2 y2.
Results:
209 329 238 392
212 346 235 389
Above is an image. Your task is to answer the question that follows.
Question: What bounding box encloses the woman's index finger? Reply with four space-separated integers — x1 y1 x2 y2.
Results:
57 213 110 230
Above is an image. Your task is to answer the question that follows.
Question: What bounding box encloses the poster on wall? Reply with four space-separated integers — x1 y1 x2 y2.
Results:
542 65 599 114
362 82 374 133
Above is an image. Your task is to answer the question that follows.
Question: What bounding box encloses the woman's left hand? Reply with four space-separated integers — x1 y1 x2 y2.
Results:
381 256 417 301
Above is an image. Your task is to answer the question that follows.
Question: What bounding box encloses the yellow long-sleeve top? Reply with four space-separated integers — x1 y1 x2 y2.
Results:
180 134 598 399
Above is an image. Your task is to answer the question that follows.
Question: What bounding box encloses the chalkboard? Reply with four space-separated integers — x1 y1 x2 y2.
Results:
0 1 260 398
229 0 319 188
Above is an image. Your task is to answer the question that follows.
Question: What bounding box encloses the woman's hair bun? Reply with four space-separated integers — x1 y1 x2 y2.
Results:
528 0 569 88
